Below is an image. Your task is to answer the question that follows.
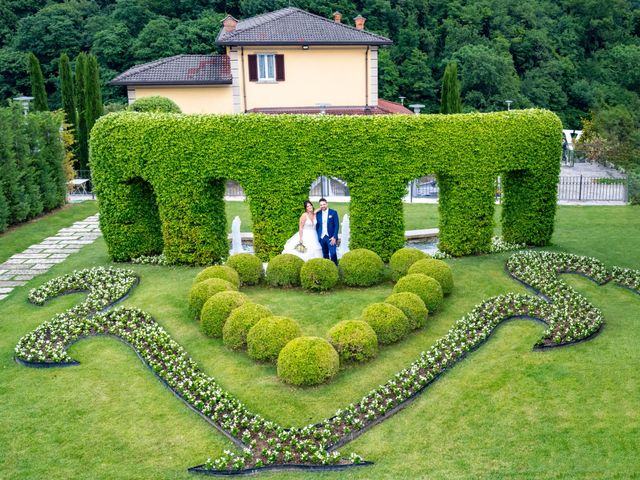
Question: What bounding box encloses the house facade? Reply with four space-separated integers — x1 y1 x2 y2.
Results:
111 8 410 115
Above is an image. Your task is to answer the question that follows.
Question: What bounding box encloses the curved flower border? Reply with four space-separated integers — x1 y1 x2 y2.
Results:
14 252 639 474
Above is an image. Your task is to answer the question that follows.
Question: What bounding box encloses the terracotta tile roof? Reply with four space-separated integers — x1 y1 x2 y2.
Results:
217 7 392 46
247 104 408 115
110 55 232 86
377 98 413 114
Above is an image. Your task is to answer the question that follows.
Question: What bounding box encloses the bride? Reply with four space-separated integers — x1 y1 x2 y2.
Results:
282 200 324 261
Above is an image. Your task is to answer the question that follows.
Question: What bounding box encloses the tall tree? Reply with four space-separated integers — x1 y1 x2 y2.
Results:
28 52 48 111
74 52 88 171
59 53 76 130
84 53 104 142
440 62 462 114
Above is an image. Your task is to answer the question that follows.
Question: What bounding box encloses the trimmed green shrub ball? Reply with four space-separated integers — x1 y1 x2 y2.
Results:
226 253 264 285
188 278 237 320
389 247 429 281
247 316 302 362
385 292 428 330
266 254 304 287
194 265 240 287
327 320 378 362
338 249 384 287
300 258 339 291
361 303 410 344
200 291 249 338
128 95 181 113
223 303 273 350
407 258 454 294
277 337 340 386
393 273 443 313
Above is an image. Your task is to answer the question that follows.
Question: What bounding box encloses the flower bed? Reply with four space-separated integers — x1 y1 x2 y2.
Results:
14 252 639 474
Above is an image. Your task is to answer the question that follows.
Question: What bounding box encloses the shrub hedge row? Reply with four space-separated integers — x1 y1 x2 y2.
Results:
0 105 67 232
91 111 561 264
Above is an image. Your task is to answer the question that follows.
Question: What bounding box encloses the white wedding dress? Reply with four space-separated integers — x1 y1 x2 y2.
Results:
282 216 324 261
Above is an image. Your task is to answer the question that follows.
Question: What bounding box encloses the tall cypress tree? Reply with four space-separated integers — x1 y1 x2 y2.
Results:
59 53 76 131
74 53 88 171
440 62 462 114
28 53 48 112
84 54 104 143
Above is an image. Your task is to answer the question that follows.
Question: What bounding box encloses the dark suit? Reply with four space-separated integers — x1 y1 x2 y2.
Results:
316 208 339 264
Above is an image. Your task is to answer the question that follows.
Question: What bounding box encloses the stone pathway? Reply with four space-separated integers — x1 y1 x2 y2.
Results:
0 214 101 301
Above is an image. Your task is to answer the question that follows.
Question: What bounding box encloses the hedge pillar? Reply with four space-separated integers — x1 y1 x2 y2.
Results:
437 173 495 256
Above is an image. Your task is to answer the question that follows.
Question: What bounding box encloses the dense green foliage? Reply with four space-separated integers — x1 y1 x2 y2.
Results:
187 277 236 320
407 258 454 295
276 337 339 386
266 254 304 287
58 53 75 129
384 292 429 329
27 53 47 111
299 258 339 291
393 273 444 313
1 0 638 128
91 111 560 264
440 62 462 114
129 96 181 113
361 302 411 345
327 319 378 363
194 265 240 288
246 315 301 362
84 54 104 140
338 249 385 287
225 253 264 286
74 53 88 170
389 247 428 282
0 105 66 232
222 303 272 350
200 291 248 338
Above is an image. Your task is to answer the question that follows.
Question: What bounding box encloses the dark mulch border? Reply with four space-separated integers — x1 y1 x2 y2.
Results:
188 461 373 476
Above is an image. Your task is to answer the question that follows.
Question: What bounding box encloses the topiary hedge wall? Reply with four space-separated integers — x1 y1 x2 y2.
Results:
90 110 561 264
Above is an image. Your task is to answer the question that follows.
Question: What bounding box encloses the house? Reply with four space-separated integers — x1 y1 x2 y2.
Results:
111 7 411 115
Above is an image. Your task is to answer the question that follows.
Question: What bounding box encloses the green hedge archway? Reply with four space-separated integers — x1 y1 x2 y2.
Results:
90 110 561 264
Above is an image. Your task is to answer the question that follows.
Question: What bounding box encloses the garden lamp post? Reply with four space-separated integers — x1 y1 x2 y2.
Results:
505 100 513 111
409 104 425 115
13 96 34 115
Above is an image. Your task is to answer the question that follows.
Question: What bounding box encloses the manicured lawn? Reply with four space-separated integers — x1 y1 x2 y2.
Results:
0 201 99 264
0 205 638 479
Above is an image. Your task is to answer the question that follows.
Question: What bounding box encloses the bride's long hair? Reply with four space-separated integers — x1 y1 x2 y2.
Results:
303 200 313 211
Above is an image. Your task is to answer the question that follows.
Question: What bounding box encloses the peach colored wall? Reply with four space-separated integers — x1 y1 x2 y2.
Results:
237 46 372 110
133 86 233 114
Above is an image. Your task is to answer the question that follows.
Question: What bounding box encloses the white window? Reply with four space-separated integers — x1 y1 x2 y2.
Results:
257 53 275 81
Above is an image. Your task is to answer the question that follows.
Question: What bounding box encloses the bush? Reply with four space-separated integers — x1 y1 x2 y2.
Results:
223 303 273 350
361 303 410 344
385 292 428 330
300 258 339 291
194 265 240 288
200 291 249 338
338 249 385 287
393 274 443 313
389 248 429 282
129 96 181 113
407 258 454 294
247 316 302 362
277 337 340 386
327 320 378 362
226 253 264 285
188 278 237 320
266 254 304 287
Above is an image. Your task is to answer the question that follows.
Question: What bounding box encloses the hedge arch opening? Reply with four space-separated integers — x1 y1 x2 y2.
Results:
91 110 561 265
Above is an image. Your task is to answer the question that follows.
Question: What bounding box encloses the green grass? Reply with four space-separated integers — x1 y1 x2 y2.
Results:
0 201 99 264
0 204 639 479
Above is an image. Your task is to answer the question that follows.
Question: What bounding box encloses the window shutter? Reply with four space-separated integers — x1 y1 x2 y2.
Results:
275 54 285 81
248 55 258 81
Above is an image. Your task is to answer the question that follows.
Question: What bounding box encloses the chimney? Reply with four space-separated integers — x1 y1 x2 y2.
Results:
354 15 366 30
333 11 342 23
222 15 238 33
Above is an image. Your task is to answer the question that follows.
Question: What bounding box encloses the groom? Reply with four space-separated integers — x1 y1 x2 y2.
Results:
316 198 339 265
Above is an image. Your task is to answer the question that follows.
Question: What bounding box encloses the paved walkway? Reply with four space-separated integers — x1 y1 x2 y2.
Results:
0 214 101 301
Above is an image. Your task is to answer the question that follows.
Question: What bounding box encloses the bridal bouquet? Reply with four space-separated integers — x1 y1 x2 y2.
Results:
294 242 307 253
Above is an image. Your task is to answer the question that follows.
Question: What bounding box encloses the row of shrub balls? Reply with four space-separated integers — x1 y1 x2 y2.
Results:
188 248 453 386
